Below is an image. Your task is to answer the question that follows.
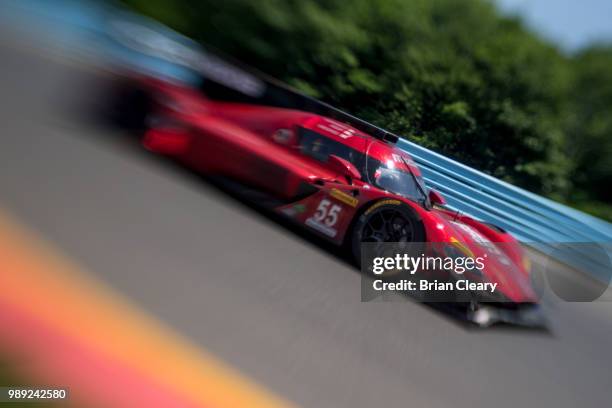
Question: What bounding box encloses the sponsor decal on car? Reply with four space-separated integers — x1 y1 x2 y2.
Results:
449 236 475 259
305 198 342 237
329 188 358 208
280 203 306 217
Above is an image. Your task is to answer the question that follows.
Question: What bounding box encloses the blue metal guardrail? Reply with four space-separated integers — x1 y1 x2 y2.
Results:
399 140 612 280
3 0 611 280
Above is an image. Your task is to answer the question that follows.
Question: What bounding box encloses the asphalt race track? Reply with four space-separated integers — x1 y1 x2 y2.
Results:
1 39 612 408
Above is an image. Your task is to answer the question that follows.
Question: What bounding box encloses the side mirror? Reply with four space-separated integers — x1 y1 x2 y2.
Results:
328 154 362 183
428 189 446 206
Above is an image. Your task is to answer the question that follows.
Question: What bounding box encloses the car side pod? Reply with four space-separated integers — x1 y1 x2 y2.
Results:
143 128 191 155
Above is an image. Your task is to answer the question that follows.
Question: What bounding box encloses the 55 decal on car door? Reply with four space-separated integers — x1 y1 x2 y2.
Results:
306 198 343 237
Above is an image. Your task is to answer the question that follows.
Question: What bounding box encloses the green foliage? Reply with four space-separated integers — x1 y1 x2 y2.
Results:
568 46 612 205
124 0 611 220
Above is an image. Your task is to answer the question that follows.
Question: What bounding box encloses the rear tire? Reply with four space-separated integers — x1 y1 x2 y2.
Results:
108 83 152 132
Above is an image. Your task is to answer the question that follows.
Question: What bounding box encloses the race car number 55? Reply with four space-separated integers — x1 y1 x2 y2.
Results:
313 199 341 227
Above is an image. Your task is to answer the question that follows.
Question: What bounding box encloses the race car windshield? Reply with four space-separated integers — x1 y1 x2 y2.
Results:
366 156 428 206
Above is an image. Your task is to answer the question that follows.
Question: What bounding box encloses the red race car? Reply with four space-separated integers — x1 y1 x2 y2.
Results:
110 76 543 327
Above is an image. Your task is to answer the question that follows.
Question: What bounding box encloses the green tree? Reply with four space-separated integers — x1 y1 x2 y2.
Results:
124 0 610 219
568 46 612 206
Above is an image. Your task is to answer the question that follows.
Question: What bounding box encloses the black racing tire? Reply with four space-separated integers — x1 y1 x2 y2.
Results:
351 200 426 267
108 83 152 132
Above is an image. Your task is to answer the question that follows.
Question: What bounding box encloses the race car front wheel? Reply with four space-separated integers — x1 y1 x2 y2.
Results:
351 201 425 266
